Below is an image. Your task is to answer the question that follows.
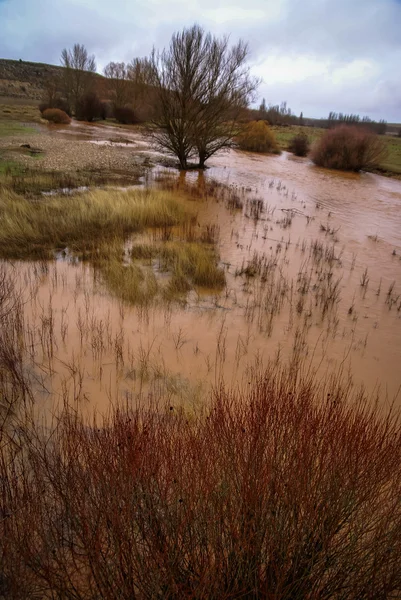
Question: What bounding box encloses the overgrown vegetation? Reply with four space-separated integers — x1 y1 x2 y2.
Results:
1 347 400 599
311 125 386 171
237 120 279 153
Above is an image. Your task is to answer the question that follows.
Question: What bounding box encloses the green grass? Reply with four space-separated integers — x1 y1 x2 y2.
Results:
0 158 23 176
272 125 323 151
0 120 38 137
378 136 401 175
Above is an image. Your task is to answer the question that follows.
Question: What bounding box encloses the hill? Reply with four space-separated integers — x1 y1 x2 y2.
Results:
0 58 106 102
0 59 68 101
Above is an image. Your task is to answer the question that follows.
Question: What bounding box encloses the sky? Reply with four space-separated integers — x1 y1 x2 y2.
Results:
0 0 400 122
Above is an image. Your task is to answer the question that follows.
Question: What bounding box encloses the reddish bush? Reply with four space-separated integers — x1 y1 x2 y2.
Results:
288 131 310 156
1 364 400 599
75 91 102 122
312 125 386 171
42 108 71 124
39 97 71 116
114 105 138 124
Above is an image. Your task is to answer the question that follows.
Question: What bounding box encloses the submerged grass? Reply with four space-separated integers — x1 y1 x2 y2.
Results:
0 163 143 196
0 186 225 302
0 188 194 259
100 260 159 305
131 241 226 291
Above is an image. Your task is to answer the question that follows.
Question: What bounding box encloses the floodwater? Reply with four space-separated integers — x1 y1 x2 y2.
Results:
7 127 401 416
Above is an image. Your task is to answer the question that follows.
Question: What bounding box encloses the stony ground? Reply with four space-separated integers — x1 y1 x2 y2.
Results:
0 121 156 172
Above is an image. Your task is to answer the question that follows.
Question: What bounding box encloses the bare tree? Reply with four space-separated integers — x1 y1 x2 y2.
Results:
103 61 132 110
150 25 258 169
127 57 154 119
60 43 96 115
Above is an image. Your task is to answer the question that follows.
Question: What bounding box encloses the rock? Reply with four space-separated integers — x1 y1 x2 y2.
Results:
20 143 31 148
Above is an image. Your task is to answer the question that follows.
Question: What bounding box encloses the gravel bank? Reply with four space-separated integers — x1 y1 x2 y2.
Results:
0 124 154 172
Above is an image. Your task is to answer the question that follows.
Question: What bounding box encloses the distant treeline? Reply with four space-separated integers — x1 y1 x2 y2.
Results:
324 112 387 135
251 99 388 135
304 113 387 135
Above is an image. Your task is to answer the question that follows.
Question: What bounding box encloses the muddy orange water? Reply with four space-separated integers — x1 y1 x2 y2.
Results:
9 134 401 416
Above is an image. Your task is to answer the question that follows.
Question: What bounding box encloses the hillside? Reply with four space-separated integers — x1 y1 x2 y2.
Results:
0 58 106 102
0 59 67 100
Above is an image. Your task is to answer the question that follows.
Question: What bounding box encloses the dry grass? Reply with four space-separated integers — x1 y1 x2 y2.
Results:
0 186 225 302
0 101 41 125
0 187 193 259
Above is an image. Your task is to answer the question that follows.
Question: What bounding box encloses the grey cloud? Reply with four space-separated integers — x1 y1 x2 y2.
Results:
0 0 399 120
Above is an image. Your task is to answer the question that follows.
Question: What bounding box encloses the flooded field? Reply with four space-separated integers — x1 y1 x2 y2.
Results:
2 129 401 419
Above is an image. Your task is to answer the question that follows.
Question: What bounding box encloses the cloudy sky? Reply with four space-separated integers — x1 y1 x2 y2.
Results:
1 0 400 121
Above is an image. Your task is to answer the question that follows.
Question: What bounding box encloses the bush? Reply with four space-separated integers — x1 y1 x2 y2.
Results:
75 91 102 122
288 131 310 156
39 97 71 116
312 125 386 171
41 108 71 125
1 363 400 599
114 105 138 124
237 120 279 153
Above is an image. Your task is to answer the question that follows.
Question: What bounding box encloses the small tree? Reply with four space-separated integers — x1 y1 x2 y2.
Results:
103 61 132 111
60 43 96 115
75 91 102 122
127 57 153 116
150 25 258 169
259 98 267 114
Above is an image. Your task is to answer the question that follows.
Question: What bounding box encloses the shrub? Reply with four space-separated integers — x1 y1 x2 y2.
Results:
312 125 386 171
237 120 279 153
114 105 138 124
100 101 112 120
75 91 102 122
1 363 400 599
288 131 310 156
41 108 71 125
39 97 71 116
